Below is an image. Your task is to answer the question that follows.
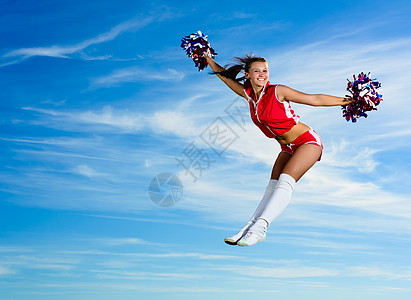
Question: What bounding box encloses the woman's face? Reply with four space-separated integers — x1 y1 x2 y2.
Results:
245 61 269 88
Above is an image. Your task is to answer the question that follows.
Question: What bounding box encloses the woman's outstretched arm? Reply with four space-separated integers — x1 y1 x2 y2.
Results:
277 85 353 106
204 52 247 98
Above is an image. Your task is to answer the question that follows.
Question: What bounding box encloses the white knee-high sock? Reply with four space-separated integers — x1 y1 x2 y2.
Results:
258 173 296 226
225 179 277 243
249 179 277 223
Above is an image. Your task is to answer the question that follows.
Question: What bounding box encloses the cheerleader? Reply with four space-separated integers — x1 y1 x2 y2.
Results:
203 52 353 246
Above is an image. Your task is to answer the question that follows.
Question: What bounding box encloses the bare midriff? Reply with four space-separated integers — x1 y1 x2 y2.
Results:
275 122 311 145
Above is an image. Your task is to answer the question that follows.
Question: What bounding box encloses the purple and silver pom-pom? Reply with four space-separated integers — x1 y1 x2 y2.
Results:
342 72 383 122
181 30 217 71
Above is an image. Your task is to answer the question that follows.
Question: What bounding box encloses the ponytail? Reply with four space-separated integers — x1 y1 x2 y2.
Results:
211 54 267 82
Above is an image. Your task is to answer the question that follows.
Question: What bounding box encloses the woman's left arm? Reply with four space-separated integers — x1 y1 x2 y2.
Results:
276 85 353 107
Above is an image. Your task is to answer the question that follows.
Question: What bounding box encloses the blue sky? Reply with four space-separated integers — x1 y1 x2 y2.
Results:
1 0 411 299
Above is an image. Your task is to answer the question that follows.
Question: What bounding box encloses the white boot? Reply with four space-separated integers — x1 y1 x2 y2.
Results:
224 179 277 245
224 221 254 245
237 218 267 247
238 174 296 247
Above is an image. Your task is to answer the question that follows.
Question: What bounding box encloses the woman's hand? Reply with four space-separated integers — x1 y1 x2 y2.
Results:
342 95 354 105
203 48 211 58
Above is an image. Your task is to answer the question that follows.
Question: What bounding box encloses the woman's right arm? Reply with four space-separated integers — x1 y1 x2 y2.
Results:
204 53 247 99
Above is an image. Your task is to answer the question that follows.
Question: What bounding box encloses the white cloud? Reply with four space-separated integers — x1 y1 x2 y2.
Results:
349 266 411 281
215 261 411 286
22 106 145 132
91 269 198 281
72 165 105 178
75 106 145 131
120 252 243 260
95 237 149 246
2 17 154 62
22 103 202 138
11 32 411 231
0 266 14 276
6 255 79 271
91 67 185 88
222 265 339 278
295 166 411 218
23 102 404 226
322 139 380 173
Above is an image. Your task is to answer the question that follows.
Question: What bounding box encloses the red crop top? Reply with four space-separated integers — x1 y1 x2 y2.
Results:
243 80 300 138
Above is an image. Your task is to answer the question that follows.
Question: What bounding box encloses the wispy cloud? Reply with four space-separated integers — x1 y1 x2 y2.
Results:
1 16 155 65
296 166 411 217
94 237 151 247
72 165 106 178
349 266 411 280
5 30 411 233
267 36 411 108
323 139 380 173
91 269 199 280
21 104 203 138
90 67 185 88
16 93 411 226
22 106 145 132
1 232 410 296
4 255 79 271
221 265 340 278
219 262 411 283
0 266 14 276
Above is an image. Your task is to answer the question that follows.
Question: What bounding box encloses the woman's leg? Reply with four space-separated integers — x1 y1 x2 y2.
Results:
224 153 290 245
271 151 293 180
237 144 321 246
224 178 278 245
258 144 321 224
281 144 322 182
271 144 321 181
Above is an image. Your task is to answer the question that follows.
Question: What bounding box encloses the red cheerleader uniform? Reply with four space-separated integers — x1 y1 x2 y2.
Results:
243 80 323 156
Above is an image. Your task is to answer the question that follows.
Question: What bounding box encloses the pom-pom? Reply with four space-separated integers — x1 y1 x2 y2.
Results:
342 72 383 122
181 30 217 71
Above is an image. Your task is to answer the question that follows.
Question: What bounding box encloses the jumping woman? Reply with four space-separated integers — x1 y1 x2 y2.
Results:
203 51 353 247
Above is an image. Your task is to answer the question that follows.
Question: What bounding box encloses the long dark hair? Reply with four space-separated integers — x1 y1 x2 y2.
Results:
212 54 267 82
